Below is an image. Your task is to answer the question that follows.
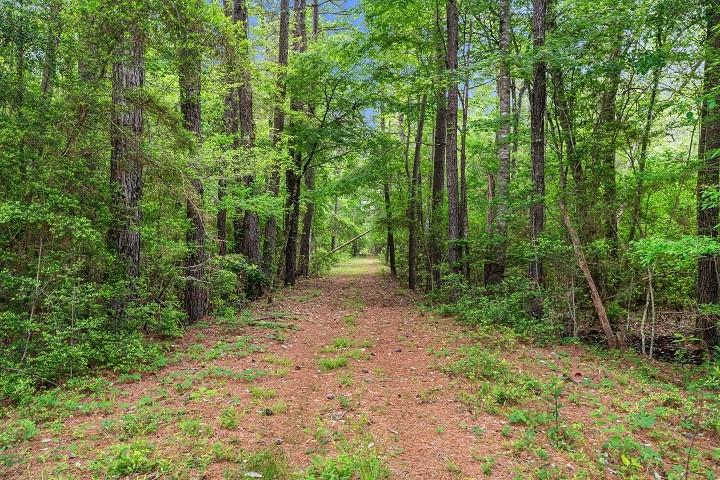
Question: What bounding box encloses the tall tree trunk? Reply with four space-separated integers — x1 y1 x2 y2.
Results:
219 0 238 257
179 30 208 324
298 0 320 278
459 21 472 277
697 0 720 349
484 0 511 286
109 28 144 319
281 0 306 286
528 0 547 318
595 43 622 253
409 95 427 290
430 30 447 288
230 0 262 297
262 0 290 281
445 0 462 274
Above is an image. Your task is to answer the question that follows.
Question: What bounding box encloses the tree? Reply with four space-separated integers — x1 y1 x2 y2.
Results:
484 0 512 286
697 0 720 349
430 23 447 289
262 0 291 281
528 0 547 317
446 0 462 274
408 95 427 290
109 25 144 318
178 9 208 324
282 0 307 286
298 0 321 278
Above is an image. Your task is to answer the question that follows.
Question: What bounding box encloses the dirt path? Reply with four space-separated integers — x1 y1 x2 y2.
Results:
4 257 719 479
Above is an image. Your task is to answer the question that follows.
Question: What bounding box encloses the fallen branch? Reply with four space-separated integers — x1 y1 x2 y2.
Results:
559 200 621 348
330 229 371 254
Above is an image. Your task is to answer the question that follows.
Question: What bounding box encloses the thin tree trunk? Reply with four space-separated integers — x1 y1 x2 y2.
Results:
560 200 620 348
331 197 338 251
262 0 290 281
384 180 397 276
179 29 208 324
445 0 461 273
109 28 144 319
528 0 547 318
298 167 315 277
409 95 427 290
697 0 720 349
484 0 511 286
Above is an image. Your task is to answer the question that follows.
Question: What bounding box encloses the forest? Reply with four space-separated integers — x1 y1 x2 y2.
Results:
1 0 720 478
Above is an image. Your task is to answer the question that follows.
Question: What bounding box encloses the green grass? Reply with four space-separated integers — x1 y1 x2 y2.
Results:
318 356 349 372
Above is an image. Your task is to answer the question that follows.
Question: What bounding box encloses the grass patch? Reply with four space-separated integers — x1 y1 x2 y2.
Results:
319 356 349 372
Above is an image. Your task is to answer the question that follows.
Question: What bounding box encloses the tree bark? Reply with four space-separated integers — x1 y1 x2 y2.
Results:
430 27 447 289
528 0 547 318
484 0 511 286
262 0 290 281
384 179 397 276
409 95 427 290
445 0 461 273
697 0 720 349
459 21 472 277
179 28 208 324
298 0 320 278
218 0 238 256
109 28 144 319
281 0 306 286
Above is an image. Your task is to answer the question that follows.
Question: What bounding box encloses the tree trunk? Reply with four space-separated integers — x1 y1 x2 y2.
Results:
218 0 238 257
409 95 427 290
109 28 144 319
484 0 511 286
179 32 208 324
41 0 61 98
697 0 720 349
528 0 547 318
232 0 262 297
298 166 315 277
560 200 620 348
298 0 320 278
330 197 338 251
430 29 447 288
262 0 290 281
459 22 472 277
445 0 461 273
384 180 397 276
595 44 622 253
282 0 306 287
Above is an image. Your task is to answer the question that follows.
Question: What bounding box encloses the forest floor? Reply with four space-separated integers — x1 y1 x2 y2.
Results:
1 257 720 479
